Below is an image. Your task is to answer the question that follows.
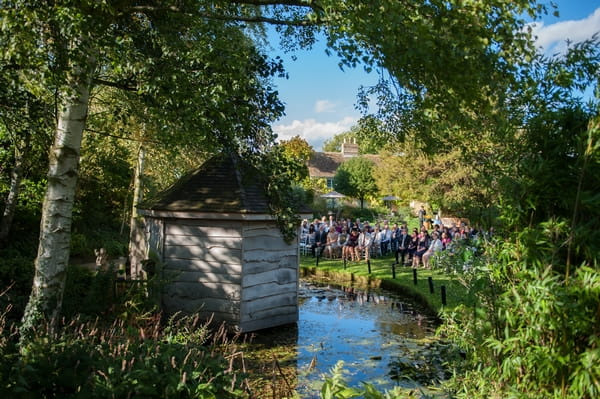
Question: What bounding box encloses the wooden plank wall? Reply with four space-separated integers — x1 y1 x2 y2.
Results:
239 224 299 332
145 218 164 259
161 219 243 324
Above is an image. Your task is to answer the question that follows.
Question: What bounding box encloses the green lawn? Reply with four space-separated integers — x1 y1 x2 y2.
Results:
299 252 472 314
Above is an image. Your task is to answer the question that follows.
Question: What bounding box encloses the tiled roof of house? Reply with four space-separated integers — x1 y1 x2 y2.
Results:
141 153 271 214
308 152 344 178
308 151 381 178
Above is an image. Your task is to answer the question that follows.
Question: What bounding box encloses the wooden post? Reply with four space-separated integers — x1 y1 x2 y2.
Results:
367 259 371 274
441 285 447 306
428 276 434 293
343 257 347 269
413 268 417 285
391 262 396 279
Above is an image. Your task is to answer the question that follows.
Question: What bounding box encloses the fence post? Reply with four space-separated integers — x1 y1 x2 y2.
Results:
391 262 396 279
367 259 371 274
413 268 417 285
428 276 434 293
343 257 347 269
441 285 447 306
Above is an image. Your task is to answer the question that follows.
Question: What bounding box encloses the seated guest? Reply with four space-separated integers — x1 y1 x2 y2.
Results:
323 227 340 259
371 226 382 258
441 231 452 249
407 228 419 264
337 226 349 258
311 224 327 257
412 229 430 268
422 231 443 269
356 226 373 262
396 227 412 265
380 224 392 255
300 219 309 237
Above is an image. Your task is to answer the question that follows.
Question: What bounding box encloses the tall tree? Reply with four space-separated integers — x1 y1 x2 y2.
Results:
0 1 295 340
326 0 548 149
333 156 377 209
278 135 312 182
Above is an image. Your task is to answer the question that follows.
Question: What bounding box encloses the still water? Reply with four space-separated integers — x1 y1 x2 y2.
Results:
249 279 443 398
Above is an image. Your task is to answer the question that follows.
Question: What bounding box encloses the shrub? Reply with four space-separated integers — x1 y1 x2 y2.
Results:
439 241 600 398
1 311 248 398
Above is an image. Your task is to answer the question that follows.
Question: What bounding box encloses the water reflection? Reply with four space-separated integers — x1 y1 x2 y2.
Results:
293 280 437 397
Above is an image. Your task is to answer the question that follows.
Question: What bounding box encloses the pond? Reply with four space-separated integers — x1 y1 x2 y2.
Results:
246 279 449 398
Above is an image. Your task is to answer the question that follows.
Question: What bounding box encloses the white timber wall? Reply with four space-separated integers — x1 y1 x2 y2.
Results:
240 224 299 332
161 219 243 325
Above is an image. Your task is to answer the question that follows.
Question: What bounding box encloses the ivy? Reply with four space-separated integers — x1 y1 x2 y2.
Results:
245 145 309 245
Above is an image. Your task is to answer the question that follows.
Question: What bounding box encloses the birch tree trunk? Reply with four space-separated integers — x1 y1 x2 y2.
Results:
128 144 146 280
0 143 25 246
20 70 93 340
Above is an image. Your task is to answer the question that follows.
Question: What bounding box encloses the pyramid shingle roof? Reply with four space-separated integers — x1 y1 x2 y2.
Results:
141 153 270 214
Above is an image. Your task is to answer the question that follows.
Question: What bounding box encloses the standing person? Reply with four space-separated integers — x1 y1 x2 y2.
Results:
306 223 316 247
396 227 412 265
407 228 419 264
418 205 426 227
344 228 360 261
390 223 400 253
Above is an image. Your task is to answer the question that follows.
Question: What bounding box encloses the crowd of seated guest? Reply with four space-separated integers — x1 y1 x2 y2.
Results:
299 214 487 266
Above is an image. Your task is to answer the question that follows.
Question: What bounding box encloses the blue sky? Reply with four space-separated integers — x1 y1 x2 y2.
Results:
270 1 600 151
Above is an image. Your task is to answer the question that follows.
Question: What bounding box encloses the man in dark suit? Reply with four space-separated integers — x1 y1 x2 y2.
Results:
396 227 412 265
312 224 328 257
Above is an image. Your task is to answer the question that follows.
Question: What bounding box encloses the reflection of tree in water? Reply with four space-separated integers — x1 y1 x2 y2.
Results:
332 283 436 339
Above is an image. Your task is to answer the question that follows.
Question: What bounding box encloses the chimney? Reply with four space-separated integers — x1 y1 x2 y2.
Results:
341 139 359 158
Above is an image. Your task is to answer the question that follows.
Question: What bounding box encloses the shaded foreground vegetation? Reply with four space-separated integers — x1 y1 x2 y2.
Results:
0 267 252 398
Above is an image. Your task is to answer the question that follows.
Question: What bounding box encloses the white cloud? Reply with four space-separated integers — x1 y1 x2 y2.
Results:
314 99 337 113
273 116 357 151
530 8 600 55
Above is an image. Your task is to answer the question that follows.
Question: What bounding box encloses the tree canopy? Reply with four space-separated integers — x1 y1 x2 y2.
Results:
333 156 377 209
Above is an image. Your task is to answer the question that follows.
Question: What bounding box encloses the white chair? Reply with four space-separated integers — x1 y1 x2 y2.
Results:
299 234 310 256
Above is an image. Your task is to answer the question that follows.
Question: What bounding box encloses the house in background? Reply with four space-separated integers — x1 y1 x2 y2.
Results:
307 140 379 189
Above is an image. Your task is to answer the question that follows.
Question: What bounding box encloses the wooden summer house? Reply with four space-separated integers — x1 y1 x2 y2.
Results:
137 153 311 332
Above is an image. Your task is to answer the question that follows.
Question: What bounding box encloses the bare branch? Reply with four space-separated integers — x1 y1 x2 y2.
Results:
124 0 325 26
226 0 316 7
199 12 321 26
